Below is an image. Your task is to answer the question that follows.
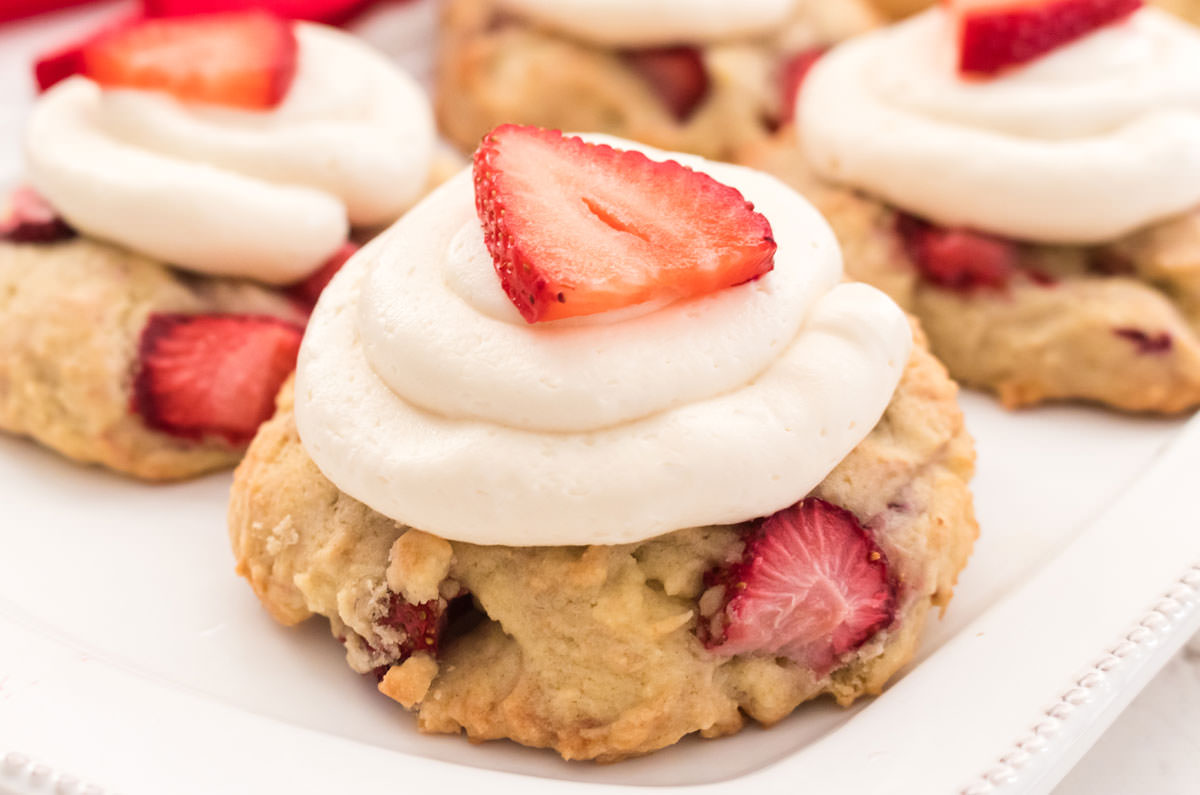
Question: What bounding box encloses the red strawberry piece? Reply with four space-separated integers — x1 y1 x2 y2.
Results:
1114 328 1172 354
0 186 75 244
131 313 303 444
285 241 359 311
622 46 710 122
699 498 897 673
38 11 298 109
378 595 447 659
951 0 1143 76
775 48 826 129
895 213 1019 290
1089 248 1135 276
141 0 389 26
473 125 777 323
34 14 142 94
1 0 96 25
35 29 101 93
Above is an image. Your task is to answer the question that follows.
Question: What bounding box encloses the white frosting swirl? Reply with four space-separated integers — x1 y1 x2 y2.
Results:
493 0 796 47
294 137 912 546
25 23 434 284
799 8 1200 244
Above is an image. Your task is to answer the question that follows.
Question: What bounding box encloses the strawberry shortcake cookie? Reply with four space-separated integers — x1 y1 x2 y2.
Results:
0 11 435 479
229 126 978 760
436 0 880 160
749 0 1200 412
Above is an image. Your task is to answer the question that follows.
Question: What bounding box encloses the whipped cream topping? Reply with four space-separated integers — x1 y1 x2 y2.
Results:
295 137 912 546
799 8 1200 244
493 0 797 47
25 24 434 284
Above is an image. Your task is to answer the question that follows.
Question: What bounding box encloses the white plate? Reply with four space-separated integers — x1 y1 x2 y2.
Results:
1 5 1199 794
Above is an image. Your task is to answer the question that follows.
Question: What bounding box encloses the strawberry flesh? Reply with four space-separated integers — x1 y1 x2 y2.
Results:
285 241 359 311
1114 328 1172 354
896 213 1019 290
1 0 98 24
952 0 1143 76
132 313 303 444
622 46 710 122
699 498 897 673
39 11 298 109
141 0 384 25
35 43 86 93
0 186 75 244
472 125 777 323
379 595 447 658
774 48 826 129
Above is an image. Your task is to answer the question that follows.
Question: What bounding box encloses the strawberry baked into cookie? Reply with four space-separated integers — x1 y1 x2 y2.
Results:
229 126 978 760
749 0 1200 412
0 11 435 479
436 0 880 160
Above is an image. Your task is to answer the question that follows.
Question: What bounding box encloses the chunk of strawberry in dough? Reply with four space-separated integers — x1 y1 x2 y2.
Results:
0 187 75 244
896 213 1019 290
131 313 303 444
622 46 710 122
699 498 897 674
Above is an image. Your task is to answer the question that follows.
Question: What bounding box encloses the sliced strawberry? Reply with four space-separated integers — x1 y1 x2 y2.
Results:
285 241 359 311
0 186 75 244
775 48 826 129
35 33 96 93
896 213 1019 290
141 0 387 25
622 46 710 122
951 0 1143 76
0 0 97 25
473 125 777 323
40 11 298 109
699 498 896 673
132 313 303 444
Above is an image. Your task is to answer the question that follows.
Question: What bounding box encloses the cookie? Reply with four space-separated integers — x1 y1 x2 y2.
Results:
0 237 306 480
228 329 977 761
436 0 880 160
746 119 1200 413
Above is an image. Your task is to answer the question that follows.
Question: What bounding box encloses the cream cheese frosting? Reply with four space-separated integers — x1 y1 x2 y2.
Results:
25 23 435 284
799 7 1200 244
294 136 912 546
493 0 797 47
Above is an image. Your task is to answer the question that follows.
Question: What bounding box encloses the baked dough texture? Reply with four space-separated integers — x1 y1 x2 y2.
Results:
865 0 1199 23
0 238 307 480
229 331 977 761
435 0 880 160
745 140 1200 413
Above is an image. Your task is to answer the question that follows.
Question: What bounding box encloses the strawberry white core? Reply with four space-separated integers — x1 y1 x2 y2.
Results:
294 136 913 546
798 7 1200 243
24 24 434 283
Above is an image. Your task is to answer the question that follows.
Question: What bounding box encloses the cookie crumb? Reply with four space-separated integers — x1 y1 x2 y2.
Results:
264 515 298 555
651 610 694 636
387 530 453 604
378 652 439 709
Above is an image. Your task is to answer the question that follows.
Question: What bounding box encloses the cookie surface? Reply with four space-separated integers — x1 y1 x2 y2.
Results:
864 0 1200 23
0 237 307 479
745 139 1200 413
435 0 880 160
229 329 976 761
